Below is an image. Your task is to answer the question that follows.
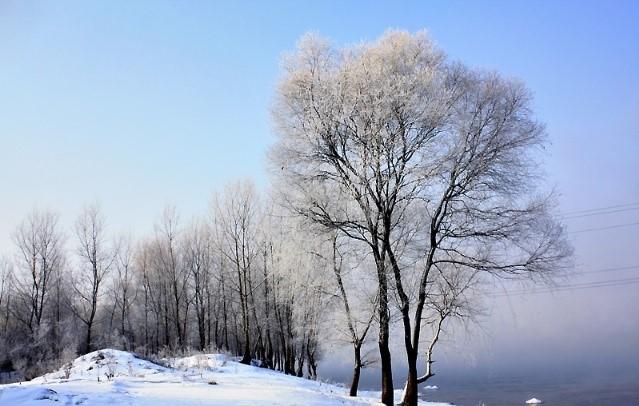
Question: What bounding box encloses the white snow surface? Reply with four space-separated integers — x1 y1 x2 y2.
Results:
0 349 451 405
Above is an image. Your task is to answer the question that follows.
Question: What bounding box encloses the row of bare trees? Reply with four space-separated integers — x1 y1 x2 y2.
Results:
0 182 332 381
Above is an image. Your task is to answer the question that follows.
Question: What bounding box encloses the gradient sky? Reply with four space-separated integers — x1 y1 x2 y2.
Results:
1 0 638 384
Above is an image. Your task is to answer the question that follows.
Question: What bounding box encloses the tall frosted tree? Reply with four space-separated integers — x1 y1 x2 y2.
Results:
271 30 571 405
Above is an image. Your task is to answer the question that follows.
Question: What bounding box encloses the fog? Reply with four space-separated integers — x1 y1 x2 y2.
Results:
317 223 639 389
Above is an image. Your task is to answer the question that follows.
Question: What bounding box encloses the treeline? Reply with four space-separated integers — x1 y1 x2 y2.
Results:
0 181 333 381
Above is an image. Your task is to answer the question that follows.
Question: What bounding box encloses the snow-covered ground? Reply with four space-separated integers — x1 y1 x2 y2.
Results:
0 349 451 405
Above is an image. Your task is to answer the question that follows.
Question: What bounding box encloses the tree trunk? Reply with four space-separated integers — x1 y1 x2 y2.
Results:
349 344 362 396
240 328 251 364
402 350 419 406
85 320 93 353
379 336 394 406
376 256 394 406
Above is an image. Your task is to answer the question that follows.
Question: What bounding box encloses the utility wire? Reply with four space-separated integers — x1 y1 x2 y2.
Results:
491 275 639 297
559 202 639 216
558 202 639 233
560 206 639 220
568 221 639 234
496 280 639 297
488 265 639 297
571 264 639 275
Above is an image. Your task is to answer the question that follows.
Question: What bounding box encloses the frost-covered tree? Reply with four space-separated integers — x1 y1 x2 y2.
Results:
265 213 329 377
212 180 261 364
112 235 137 349
2 211 77 379
0 257 13 339
271 30 571 405
12 210 64 334
327 233 377 396
398 265 480 403
154 206 190 351
72 205 113 353
135 239 155 353
182 219 214 351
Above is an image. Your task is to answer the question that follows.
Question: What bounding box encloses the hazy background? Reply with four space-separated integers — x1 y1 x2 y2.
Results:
1 0 638 391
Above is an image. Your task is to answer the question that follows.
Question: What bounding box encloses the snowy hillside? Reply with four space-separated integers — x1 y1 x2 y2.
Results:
0 349 450 405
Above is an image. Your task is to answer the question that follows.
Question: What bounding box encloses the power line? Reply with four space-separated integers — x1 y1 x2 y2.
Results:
573 264 639 275
568 221 639 234
560 206 639 220
503 279 639 296
489 265 639 297
491 275 639 297
559 202 639 217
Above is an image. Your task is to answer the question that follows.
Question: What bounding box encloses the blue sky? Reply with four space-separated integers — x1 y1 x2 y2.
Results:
1 0 638 380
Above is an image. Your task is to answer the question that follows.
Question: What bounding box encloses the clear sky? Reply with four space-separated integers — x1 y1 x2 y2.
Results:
1 0 638 383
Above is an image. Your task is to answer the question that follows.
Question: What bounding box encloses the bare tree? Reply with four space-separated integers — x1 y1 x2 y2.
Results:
73 205 113 353
134 240 154 353
154 206 190 351
113 236 137 349
0 258 12 337
269 215 329 378
332 236 377 396
257 204 278 368
12 210 64 334
399 266 480 402
183 219 213 351
312 231 377 396
271 30 571 405
212 180 260 364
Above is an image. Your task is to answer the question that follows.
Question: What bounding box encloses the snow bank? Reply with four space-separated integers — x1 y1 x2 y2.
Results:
32 349 169 384
0 349 450 405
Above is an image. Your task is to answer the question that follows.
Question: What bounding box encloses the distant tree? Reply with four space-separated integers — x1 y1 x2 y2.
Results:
134 240 154 353
212 180 260 364
154 206 190 351
182 219 214 351
12 210 64 334
0 257 12 337
268 215 328 378
72 205 113 353
113 235 137 349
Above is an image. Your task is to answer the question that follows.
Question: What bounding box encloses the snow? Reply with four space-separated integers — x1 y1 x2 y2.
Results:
0 349 451 405
526 398 543 404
